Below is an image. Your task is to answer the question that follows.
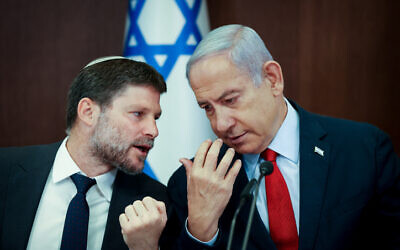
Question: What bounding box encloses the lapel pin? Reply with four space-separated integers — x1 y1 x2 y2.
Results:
314 146 324 157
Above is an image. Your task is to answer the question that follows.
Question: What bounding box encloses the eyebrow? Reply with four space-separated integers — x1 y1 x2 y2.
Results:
127 105 162 117
197 89 239 107
217 89 238 102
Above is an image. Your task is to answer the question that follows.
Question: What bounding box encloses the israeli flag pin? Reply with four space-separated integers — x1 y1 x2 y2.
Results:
314 146 324 157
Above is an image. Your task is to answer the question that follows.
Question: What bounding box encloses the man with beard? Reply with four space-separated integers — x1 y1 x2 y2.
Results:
0 56 176 250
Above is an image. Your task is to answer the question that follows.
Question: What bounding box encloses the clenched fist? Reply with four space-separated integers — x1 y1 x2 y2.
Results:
119 196 167 250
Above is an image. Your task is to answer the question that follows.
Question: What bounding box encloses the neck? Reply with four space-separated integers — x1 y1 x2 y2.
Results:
66 132 114 177
261 97 288 153
278 97 288 128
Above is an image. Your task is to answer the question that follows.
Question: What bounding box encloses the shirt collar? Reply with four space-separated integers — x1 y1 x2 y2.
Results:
242 98 300 178
242 153 260 179
268 98 299 164
53 137 81 183
52 137 117 202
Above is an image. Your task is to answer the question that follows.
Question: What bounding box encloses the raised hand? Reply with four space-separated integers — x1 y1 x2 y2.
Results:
180 139 242 242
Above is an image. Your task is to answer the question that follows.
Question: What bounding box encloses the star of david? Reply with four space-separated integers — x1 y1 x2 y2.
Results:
124 0 203 79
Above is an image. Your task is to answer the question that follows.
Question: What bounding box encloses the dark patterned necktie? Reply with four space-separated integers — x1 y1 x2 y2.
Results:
60 173 96 250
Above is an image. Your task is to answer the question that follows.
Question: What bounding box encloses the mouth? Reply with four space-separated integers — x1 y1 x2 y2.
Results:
227 132 247 145
132 144 152 154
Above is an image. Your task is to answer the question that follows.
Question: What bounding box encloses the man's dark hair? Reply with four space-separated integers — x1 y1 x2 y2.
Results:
66 58 166 133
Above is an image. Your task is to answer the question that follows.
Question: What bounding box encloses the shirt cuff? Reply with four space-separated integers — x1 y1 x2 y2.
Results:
185 218 219 246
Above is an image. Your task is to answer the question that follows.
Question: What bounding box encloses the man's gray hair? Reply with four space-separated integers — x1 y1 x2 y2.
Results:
186 24 273 86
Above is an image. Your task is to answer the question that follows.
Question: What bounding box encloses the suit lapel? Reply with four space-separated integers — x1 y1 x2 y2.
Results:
3 142 60 249
102 171 133 250
102 172 155 250
223 148 275 250
235 167 276 250
222 101 331 249
292 102 330 250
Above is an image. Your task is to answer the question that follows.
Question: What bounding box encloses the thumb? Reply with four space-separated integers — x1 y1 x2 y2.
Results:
156 201 166 214
156 201 167 222
179 158 193 182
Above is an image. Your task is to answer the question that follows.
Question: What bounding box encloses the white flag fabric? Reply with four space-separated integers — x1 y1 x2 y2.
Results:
124 0 215 184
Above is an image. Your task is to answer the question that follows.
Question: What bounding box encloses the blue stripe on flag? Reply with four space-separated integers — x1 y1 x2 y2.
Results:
123 0 202 79
123 0 211 183
143 160 158 180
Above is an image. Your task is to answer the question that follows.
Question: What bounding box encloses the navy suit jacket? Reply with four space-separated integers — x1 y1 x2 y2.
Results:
167 101 400 249
0 141 177 250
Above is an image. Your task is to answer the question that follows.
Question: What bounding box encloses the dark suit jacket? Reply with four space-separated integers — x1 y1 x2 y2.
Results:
0 141 177 250
167 101 400 250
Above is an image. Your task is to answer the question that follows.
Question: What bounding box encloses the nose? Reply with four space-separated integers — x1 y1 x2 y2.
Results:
143 117 159 139
213 109 235 134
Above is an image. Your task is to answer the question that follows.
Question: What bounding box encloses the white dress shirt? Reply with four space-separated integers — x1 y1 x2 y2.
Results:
187 98 300 244
27 137 117 250
243 98 300 233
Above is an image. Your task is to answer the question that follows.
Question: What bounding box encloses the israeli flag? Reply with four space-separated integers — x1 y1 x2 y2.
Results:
124 0 215 184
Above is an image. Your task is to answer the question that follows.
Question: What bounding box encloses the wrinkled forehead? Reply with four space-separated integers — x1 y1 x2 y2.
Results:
188 52 254 87
189 55 254 104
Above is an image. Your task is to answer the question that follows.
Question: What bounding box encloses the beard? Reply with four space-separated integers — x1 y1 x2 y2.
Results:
89 112 154 175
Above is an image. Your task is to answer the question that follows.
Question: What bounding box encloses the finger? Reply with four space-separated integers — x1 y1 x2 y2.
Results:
155 200 166 214
203 138 223 171
156 201 168 226
142 198 167 227
180 158 193 177
215 148 235 177
132 200 147 217
225 159 242 185
119 213 129 229
142 197 166 217
124 204 137 219
142 196 158 214
192 139 213 169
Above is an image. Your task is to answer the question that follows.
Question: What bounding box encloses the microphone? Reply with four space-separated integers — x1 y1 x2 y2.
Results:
240 179 257 201
241 161 273 250
260 161 274 176
227 179 257 250
227 161 274 250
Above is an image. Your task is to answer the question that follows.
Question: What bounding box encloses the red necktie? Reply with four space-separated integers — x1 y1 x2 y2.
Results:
262 149 298 250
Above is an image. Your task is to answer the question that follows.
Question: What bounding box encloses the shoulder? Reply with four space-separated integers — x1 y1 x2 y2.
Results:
0 141 61 172
314 113 381 139
297 103 399 171
316 116 391 157
292 100 386 147
116 171 169 202
137 173 168 194
0 141 62 159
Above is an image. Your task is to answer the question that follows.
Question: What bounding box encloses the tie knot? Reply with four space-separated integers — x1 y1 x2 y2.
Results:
261 148 278 162
70 173 96 194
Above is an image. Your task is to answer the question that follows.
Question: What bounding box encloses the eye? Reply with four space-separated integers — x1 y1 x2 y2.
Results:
224 97 237 105
201 104 210 111
201 104 214 115
132 111 143 118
